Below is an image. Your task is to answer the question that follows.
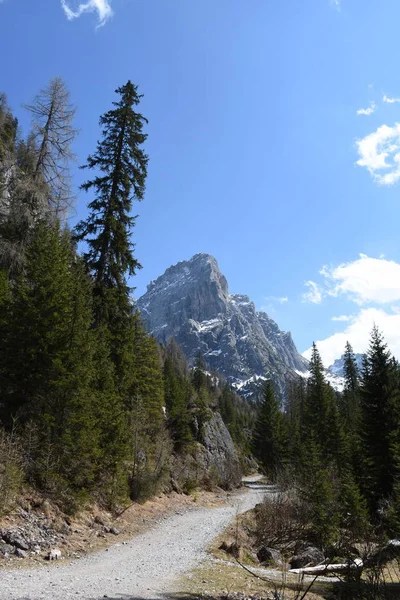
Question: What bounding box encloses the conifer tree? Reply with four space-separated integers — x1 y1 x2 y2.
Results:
74 81 148 356
252 381 288 481
302 343 341 464
2 221 101 504
24 77 77 216
360 326 400 518
163 355 193 449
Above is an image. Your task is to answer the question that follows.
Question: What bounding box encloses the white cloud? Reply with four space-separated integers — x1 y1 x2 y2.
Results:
383 94 400 104
61 0 113 26
302 281 322 304
330 0 341 10
303 307 400 367
331 314 353 322
356 123 400 185
321 254 400 305
265 296 288 304
356 101 376 116
302 254 400 366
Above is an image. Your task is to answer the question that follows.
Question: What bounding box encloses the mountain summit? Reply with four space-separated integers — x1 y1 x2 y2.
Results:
137 253 308 399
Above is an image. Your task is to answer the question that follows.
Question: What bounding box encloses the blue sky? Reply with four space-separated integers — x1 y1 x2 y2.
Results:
2 0 400 366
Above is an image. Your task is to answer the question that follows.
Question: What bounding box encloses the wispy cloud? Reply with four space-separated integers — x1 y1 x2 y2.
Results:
61 0 113 27
383 94 400 104
265 296 289 304
356 101 376 116
302 281 322 304
330 0 341 11
356 123 400 185
331 315 353 322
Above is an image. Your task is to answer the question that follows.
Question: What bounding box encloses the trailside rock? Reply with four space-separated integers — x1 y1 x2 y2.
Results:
257 546 283 566
137 253 308 402
170 412 241 490
201 412 241 488
290 546 325 569
2 531 30 551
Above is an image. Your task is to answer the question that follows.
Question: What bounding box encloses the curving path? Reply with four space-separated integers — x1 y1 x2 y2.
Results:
0 483 265 600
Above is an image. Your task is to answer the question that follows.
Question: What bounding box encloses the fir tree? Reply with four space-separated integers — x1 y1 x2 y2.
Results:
74 81 148 349
360 326 400 518
302 343 341 465
163 354 193 449
252 381 288 481
2 221 101 504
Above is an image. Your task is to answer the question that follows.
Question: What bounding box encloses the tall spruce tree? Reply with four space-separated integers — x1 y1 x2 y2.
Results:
74 81 148 355
252 381 288 481
72 82 149 506
302 343 341 464
1 221 101 505
360 326 400 519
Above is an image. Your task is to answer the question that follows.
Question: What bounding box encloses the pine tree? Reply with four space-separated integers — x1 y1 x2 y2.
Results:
252 381 288 481
74 81 148 356
163 354 193 449
2 221 101 505
302 343 341 465
339 342 362 440
128 319 168 500
360 326 400 519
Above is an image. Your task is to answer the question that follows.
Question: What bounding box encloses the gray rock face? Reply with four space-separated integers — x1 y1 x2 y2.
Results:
137 253 308 400
170 412 241 490
201 412 241 488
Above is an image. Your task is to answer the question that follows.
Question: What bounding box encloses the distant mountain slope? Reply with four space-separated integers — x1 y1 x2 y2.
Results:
328 353 364 378
137 253 308 400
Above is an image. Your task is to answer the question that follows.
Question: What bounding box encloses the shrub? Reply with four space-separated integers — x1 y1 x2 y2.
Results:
0 429 24 514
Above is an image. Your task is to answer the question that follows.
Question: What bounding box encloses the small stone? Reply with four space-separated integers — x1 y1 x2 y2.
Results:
110 527 120 536
15 548 27 558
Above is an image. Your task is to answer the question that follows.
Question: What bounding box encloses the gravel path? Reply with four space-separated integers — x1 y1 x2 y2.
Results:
0 487 265 600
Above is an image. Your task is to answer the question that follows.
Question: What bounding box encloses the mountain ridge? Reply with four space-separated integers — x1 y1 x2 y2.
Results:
137 253 308 400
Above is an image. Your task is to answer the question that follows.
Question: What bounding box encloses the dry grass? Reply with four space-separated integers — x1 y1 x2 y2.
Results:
178 559 333 600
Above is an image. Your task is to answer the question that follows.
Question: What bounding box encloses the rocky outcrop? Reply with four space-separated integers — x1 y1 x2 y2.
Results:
137 253 308 401
171 412 241 490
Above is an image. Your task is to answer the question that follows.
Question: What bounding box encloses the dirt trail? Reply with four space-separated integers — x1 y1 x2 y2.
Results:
0 484 265 600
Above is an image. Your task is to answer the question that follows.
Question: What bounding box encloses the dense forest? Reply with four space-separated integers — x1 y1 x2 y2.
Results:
253 331 400 549
1 77 400 565
0 79 254 514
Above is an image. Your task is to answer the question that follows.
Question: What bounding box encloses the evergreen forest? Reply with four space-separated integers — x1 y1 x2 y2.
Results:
0 79 254 514
1 77 400 563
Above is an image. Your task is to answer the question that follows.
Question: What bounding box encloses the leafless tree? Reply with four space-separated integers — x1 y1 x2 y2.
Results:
24 76 78 218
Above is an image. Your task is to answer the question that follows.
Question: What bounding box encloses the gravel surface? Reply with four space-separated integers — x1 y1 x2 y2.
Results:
0 488 264 600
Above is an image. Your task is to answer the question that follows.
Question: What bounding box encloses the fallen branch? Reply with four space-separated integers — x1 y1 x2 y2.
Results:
289 558 363 575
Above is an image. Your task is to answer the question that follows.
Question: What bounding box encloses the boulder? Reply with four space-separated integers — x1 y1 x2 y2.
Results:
15 548 27 558
2 531 30 551
290 546 325 569
0 542 14 557
257 546 282 566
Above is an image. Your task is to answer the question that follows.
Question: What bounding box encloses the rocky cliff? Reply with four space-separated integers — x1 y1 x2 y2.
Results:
137 254 308 400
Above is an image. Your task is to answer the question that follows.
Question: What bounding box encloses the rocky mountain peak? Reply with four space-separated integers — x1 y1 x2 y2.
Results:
137 254 309 401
